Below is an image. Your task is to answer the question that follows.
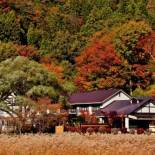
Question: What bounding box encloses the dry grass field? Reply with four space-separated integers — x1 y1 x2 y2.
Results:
0 133 155 155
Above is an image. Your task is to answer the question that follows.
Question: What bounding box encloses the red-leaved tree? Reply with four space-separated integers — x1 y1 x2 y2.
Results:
75 41 127 90
137 32 155 61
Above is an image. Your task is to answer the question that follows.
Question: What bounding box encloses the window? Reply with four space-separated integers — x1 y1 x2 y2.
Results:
92 106 100 112
69 109 76 113
79 107 89 111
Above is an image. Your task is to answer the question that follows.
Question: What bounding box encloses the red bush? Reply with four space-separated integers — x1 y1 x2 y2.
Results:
121 128 127 134
105 127 111 134
137 128 145 134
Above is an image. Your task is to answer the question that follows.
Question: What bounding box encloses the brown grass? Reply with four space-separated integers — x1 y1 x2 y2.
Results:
0 133 155 155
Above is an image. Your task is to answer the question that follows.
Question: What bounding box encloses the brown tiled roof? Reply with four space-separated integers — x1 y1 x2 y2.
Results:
68 89 122 105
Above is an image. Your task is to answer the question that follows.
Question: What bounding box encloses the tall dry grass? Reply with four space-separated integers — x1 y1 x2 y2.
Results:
0 133 155 155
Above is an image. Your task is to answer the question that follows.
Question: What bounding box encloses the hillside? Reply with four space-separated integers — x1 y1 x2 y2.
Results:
0 0 155 104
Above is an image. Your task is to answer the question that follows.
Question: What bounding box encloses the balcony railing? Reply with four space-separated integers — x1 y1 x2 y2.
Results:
69 109 77 114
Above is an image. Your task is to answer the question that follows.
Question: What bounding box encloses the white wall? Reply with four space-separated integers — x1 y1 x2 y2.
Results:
100 92 130 108
136 102 155 113
0 110 10 117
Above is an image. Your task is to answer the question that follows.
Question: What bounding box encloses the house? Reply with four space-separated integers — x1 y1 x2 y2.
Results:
68 88 131 116
68 89 155 131
95 96 155 130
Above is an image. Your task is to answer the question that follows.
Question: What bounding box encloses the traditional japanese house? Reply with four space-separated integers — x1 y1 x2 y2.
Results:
68 89 155 130
68 88 131 116
95 97 155 130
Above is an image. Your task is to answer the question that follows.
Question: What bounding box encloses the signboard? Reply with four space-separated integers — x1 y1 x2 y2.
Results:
55 125 64 134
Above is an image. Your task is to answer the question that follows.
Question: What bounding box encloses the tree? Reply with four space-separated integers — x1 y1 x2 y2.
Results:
137 32 155 61
27 25 43 48
64 0 92 18
15 44 40 61
0 56 63 112
0 56 70 132
0 42 18 62
114 20 153 90
81 5 113 36
147 0 155 28
40 57 77 92
117 0 148 17
0 42 40 62
75 41 127 90
0 0 10 12
114 20 151 60
133 85 155 97
0 11 21 43
40 30 81 63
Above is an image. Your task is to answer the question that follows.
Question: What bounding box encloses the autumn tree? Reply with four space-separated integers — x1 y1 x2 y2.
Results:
75 41 127 90
117 0 148 17
40 56 77 99
137 32 155 61
114 20 151 58
133 85 155 97
81 5 113 36
0 56 62 112
27 25 43 48
0 42 18 62
15 44 40 61
0 42 40 62
0 0 154 95
114 20 153 90
0 56 71 132
0 11 21 43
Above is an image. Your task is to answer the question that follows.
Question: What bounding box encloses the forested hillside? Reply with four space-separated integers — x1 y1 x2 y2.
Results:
0 0 155 105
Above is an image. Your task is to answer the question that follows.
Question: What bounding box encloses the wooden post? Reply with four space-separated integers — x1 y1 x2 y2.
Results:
121 116 124 129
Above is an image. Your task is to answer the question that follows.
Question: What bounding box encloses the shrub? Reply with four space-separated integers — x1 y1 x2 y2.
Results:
93 126 99 133
121 128 127 134
105 127 111 134
145 129 151 135
86 127 94 135
137 128 145 134
111 128 119 135
129 129 135 134
81 126 88 134
98 127 106 134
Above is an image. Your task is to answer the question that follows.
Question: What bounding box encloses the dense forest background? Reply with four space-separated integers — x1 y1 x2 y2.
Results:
0 0 155 108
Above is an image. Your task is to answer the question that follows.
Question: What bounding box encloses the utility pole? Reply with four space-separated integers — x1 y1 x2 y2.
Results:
129 78 133 96
129 65 133 96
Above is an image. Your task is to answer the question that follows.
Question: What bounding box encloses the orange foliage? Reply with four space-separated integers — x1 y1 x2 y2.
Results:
91 29 116 45
32 6 42 22
40 57 64 80
132 64 152 88
15 45 39 58
80 110 97 124
75 41 125 90
137 32 155 61
35 96 62 113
